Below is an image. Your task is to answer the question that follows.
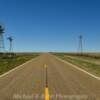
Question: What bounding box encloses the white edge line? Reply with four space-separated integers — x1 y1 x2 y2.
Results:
54 55 100 81
0 56 39 78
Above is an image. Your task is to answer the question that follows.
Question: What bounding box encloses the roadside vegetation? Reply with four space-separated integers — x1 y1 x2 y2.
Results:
0 53 39 75
53 53 100 77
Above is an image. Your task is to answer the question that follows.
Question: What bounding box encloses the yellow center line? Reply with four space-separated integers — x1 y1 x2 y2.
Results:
44 64 50 100
44 64 47 68
45 87 50 100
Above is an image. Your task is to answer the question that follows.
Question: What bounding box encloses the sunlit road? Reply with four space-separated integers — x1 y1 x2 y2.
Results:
0 53 100 100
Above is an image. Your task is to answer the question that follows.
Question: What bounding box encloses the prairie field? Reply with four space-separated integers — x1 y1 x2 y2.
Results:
0 53 39 75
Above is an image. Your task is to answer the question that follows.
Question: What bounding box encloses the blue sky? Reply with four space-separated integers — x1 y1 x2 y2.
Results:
0 0 100 52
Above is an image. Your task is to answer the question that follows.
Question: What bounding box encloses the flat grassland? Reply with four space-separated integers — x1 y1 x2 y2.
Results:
0 53 39 75
53 53 100 77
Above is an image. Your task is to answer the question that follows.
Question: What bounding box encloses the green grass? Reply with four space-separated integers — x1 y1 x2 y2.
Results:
0 53 39 75
65 55 100 65
53 53 100 77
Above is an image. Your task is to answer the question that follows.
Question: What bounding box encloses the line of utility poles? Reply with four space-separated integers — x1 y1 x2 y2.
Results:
0 24 14 54
1 23 84 56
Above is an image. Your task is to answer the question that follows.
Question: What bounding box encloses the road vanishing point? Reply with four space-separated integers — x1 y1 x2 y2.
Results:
0 53 100 100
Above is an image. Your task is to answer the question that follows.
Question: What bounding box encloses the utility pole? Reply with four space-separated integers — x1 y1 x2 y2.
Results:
78 35 83 55
7 36 13 52
0 25 5 52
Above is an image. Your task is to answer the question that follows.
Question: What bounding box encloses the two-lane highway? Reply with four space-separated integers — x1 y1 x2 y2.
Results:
0 53 100 100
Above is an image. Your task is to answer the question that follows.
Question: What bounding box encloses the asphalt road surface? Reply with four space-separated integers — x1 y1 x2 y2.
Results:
0 53 100 100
